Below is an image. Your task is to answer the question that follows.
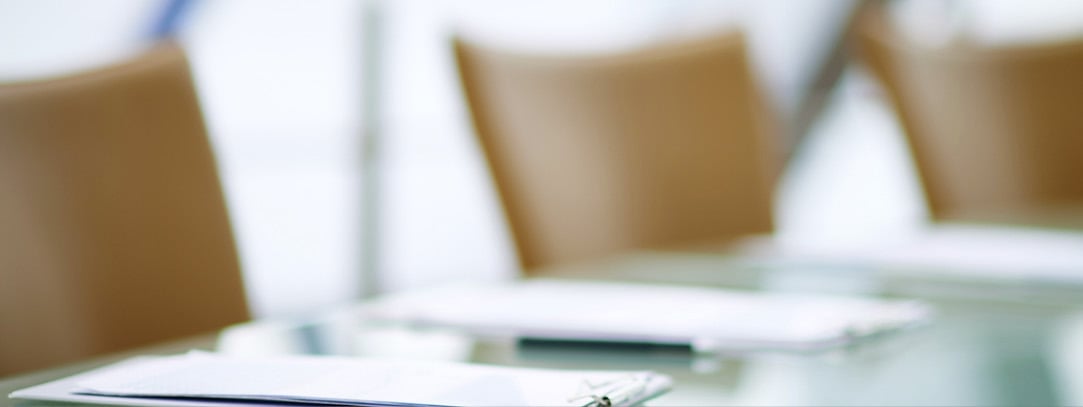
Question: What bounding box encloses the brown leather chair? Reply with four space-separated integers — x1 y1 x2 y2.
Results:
455 32 779 273
856 4 1083 222
0 42 249 377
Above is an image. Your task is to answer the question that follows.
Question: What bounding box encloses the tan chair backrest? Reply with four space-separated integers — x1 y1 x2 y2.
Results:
455 33 777 272
857 5 1083 221
0 43 249 377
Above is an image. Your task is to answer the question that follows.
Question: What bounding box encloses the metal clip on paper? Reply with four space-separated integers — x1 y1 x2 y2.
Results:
567 374 650 407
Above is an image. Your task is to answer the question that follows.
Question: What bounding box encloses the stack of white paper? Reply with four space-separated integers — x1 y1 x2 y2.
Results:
370 280 933 352
10 352 671 407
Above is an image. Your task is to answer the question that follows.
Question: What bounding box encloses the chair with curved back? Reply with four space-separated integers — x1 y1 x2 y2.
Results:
856 4 1083 223
0 42 249 376
455 32 779 273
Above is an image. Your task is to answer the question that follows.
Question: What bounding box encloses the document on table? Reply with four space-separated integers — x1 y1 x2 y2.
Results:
369 279 933 352
765 224 1083 285
10 352 671 407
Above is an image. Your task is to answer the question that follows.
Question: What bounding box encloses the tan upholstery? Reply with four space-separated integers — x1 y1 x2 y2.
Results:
0 42 249 377
857 5 1083 221
455 33 778 272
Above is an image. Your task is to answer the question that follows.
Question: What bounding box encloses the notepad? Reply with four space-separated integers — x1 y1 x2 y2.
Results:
369 280 933 352
10 352 672 407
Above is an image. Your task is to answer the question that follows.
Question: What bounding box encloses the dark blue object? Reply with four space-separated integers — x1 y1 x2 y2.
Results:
148 0 198 39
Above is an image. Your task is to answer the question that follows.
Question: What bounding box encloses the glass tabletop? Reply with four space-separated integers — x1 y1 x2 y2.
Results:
7 255 1083 406
206 258 1083 406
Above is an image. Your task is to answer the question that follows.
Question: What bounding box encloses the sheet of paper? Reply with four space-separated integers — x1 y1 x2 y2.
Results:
370 280 933 352
13 352 671 407
9 357 289 407
764 224 1083 284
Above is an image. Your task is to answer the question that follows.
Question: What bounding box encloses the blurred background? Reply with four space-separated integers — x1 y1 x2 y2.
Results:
4 0 1083 319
